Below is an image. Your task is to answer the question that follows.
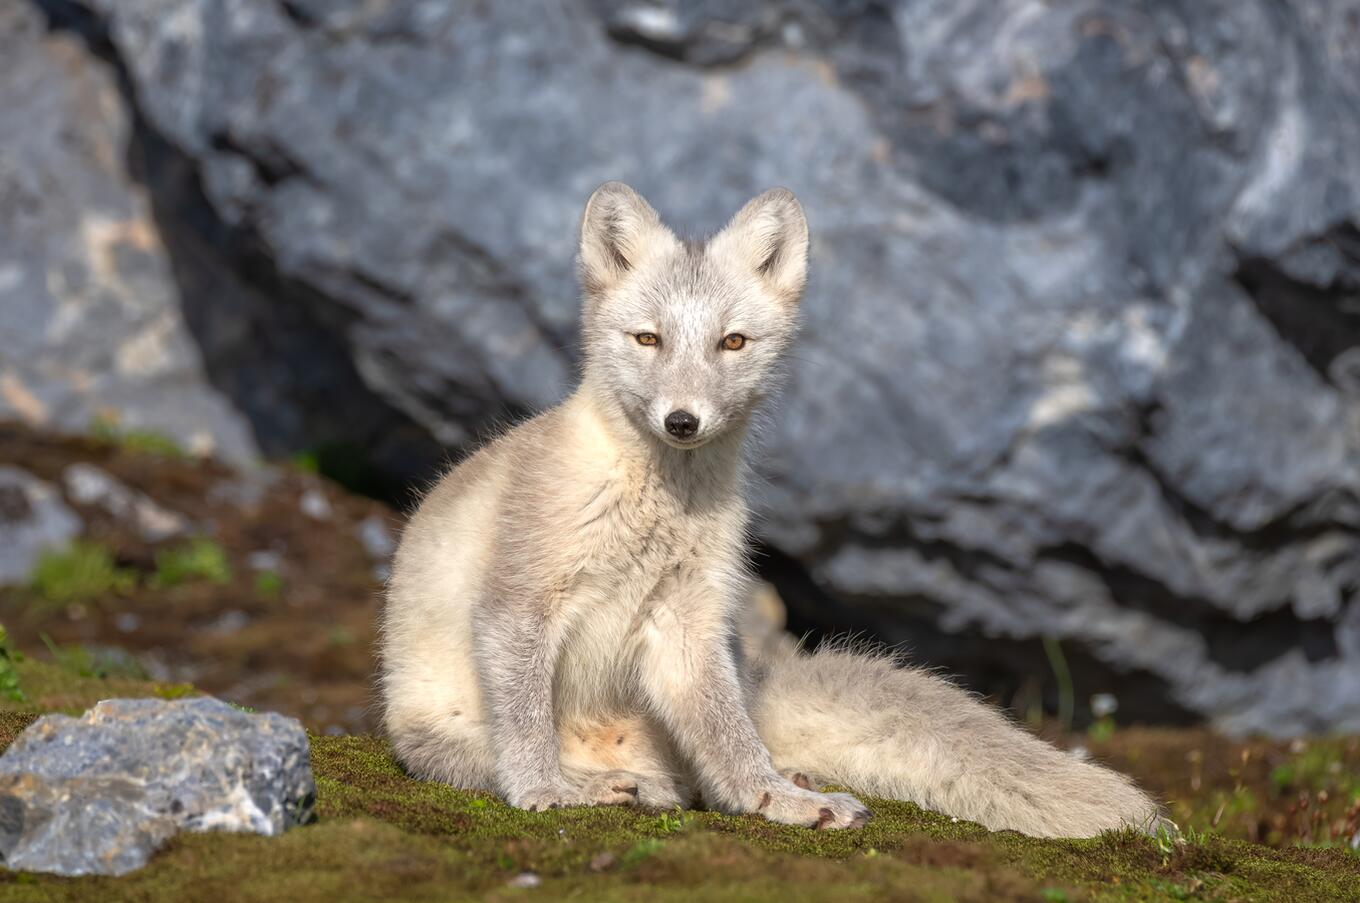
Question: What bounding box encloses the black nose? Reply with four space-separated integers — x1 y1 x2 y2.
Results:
664 410 700 439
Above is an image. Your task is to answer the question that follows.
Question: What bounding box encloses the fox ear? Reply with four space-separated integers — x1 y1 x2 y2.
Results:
710 188 809 302
579 182 678 296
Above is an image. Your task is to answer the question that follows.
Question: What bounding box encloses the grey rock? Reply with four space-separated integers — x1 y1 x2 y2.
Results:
63 462 188 541
297 487 332 522
203 609 250 636
30 0 1360 732
0 466 81 585
0 2 257 464
0 697 315 876
356 515 396 562
246 549 284 572
357 514 396 582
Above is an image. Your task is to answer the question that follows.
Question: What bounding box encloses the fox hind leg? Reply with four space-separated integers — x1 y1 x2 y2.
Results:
559 716 694 809
388 714 497 791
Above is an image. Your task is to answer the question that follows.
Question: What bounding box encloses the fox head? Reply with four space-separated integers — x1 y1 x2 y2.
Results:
577 182 808 450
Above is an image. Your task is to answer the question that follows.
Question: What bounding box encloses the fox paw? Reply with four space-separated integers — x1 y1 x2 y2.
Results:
574 769 687 809
577 770 644 806
508 783 589 812
756 783 871 830
777 768 822 791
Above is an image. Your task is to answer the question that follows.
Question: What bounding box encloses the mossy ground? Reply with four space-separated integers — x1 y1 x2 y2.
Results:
0 664 1356 901
3 423 1358 899
0 422 388 733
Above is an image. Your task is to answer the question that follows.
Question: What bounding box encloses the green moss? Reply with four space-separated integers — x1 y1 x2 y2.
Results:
253 570 283 598
39 636 148 681
295 735 1360 902
0 657 195 717
1 669 1357 901
29 542 136 605
89 416 184 459
152 683 197 701
150 538 232 589
0 626 25 703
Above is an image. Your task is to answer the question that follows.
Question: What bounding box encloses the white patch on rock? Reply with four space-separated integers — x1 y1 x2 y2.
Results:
0 697 315 876
299 488 333 521
1027 357 1096 430
356 515 395 561
0 467 82 584
63 463 188 542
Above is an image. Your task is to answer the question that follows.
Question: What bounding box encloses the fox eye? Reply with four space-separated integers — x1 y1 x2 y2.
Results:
635 333 659 346
721 333 747 351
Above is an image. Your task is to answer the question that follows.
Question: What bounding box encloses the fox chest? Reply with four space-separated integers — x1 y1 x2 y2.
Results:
579 499 704 596
550 473 741 712
570 471 719 571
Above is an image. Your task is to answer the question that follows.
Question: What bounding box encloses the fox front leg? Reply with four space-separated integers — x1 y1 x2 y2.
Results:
472 585 585 811
635 573 871 830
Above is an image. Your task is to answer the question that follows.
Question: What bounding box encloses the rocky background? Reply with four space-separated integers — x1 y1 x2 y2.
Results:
3 0 1360 736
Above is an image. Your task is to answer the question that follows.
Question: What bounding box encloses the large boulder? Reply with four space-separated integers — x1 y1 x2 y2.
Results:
27 0 1360 732
0 2 257 464
0 697 315 876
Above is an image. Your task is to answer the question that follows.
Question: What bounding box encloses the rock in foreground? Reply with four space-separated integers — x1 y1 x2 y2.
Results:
0 697 315 876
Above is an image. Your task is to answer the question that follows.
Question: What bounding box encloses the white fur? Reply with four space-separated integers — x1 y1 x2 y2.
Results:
379 184 1162 836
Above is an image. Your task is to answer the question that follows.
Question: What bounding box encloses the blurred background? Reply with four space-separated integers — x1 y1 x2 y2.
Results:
2 0 1358 770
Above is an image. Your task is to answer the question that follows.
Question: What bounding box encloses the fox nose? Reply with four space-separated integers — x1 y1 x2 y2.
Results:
664 410 700 439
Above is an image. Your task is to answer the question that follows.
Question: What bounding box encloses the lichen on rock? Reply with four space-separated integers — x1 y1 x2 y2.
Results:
0 696 314 876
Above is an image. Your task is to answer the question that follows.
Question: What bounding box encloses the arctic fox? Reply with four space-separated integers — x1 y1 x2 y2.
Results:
379 183 1161 835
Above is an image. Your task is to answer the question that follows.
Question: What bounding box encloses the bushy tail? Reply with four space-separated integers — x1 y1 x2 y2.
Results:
749 642 1162 838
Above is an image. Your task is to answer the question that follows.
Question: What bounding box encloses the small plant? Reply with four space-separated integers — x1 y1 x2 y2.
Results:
1087 692 1118 743
40 634 147 680
1152 820 1183 864
30 541 137 604
655 811 687 834
254 570 284 598
152 683 196 700
0 624 26 703
151 538 232 589
1180 824 1212 845
289 450 321 474
1087 717 1116 743
620 837 665 868
90 414 183 458
1042 636 1074 731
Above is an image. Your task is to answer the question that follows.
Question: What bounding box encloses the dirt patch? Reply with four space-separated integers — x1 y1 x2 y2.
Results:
0 422 393 732
1088 726 1360 849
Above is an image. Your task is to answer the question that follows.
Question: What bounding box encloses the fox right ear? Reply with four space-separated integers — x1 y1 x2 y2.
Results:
709 188 809 303
579 182 678 296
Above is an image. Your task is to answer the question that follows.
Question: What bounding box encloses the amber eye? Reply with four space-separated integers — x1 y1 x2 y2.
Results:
635 333 659 346
721 333 747 351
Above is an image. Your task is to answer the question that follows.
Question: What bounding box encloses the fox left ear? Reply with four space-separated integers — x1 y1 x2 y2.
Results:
710 188 809 302
579 181 679 299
